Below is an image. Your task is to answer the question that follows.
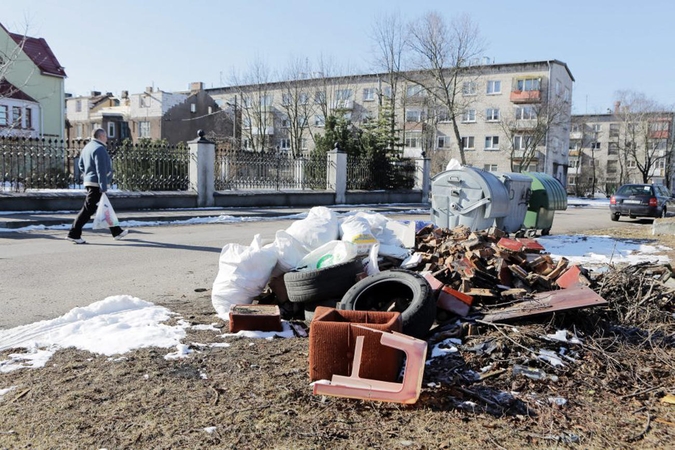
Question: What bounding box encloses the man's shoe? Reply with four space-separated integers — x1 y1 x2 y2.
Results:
66 236 87 244
114 229 129 240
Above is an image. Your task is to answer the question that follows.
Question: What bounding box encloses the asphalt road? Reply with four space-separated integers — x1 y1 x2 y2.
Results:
0 205 650 330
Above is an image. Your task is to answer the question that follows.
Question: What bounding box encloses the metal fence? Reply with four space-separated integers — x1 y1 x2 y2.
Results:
214 148 328 190
0 137 191 192
347 155 416 190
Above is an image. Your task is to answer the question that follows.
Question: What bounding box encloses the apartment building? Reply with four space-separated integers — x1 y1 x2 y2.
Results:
207 59 574 183
569 107 675 195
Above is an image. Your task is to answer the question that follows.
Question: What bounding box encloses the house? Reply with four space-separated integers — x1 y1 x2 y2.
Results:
0 22 66 139
206 59 574 184
64 82 225 145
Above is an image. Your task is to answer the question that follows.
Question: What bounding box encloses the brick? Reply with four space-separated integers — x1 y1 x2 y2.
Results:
440 286 474 306
555 265 590 289
229 304 282 333
437 290 470 316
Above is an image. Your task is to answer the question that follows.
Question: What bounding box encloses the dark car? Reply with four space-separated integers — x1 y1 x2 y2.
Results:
609 183 675 221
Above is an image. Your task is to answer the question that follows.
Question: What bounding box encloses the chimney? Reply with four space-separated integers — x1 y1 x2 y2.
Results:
121 90 129 99
145 86 153 93
105 92 113 97
614 101 621 114
190 81 204 92
90 90 101 97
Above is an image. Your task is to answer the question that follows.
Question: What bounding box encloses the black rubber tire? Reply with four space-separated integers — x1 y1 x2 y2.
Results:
611 212 620 222
304 298 340 322
338 269 436 339
284 258 363 304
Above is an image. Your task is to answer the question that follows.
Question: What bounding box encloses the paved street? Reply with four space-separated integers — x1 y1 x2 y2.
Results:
0 205 651 329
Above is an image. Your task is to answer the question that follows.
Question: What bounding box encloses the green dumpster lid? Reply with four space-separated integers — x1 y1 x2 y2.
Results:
522 172 568 210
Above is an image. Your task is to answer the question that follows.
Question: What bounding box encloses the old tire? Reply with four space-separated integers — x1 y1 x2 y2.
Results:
338 269 436 339
284 258 363 304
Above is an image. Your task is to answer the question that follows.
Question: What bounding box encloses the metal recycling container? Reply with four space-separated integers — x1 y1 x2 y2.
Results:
493 172 533 233
522 172 568 235
431 166 510 230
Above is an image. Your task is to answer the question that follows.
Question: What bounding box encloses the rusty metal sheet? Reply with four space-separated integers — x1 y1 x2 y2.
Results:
480 285 607 323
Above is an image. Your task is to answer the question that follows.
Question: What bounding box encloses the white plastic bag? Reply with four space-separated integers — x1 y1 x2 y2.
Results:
92 193 120 229
339 215 378 255
272 230 310 274
211 234 278 319
297 240 358 270
284 206 339 251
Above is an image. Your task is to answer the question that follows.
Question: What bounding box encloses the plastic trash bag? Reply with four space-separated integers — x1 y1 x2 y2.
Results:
297 240 358 270
284 206 339 252
92 193 120 229
211 234 278 319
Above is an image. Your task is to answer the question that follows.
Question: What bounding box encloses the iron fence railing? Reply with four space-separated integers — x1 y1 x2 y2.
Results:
0 137 190 192
347 155 416 190
214 148 327 190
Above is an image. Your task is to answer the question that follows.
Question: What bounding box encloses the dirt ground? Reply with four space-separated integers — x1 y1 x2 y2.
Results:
1 224 674 450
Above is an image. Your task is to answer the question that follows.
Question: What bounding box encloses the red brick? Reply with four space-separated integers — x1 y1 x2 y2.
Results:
229 304 282 333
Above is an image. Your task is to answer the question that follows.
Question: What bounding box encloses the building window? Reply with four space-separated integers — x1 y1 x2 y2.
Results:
25 107 32 128
607 160 618 174
461 136 475 150
281 117 290 128
75 123 83 138
336 89 352 101
298 93 309 105
592 124 602 133
486 80 501 94
609 123 619 137
486 108 500 121
139 121 150 138
260 95 273 107
461 109 476 123
12 106 21 126
569 157 579 168
626 159 637 168
437 108 450 122
591 142 601 150
0 105 7 126
363 88 376 101
314 115 325 127
406 85 424 98
75 100 82 112
107 122 115 138
571 124 580 133
515 105 537 120
437 136 448 148
243 116 251 128
516 78 540 91
297 115 307 127
381 86 392 98
242 138 251 150
314 91 325 104
484 136 499 150
406 109 423 122
514 135 532 150
462 81 477 95
281 94 291 106
608 142 619 155
140 96 150 108
405 135 421 148
484 164 498 172
279 138 290 150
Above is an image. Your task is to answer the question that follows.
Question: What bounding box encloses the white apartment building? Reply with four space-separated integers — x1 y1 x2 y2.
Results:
207 59 574 184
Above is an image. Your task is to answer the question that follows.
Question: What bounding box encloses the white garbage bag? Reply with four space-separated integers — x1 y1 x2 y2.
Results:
284 206 339 251
211 234 278 319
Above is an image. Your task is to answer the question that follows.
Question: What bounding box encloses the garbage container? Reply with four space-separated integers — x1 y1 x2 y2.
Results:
431 166 510 230
493 172 533 233
522 172 568 235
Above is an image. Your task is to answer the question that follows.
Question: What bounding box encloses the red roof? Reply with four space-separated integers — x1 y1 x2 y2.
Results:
0 79 38 102
1 24 66 78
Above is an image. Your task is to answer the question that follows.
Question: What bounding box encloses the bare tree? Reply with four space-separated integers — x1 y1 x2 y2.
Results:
230 57 275 152
498 95 569 173
613 91 671 184
370 12 406 153
404 11 485 165
278 57 314 157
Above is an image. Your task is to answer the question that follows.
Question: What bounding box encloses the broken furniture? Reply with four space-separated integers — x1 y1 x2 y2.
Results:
313 325 428 404
309 307 402 382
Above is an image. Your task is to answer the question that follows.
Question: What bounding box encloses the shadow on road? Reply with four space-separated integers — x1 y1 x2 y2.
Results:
89 238 222 253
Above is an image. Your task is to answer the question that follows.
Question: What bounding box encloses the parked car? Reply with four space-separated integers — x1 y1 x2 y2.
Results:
609 183 675 221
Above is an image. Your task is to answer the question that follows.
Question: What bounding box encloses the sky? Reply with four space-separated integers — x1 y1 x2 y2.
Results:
3 1 675 114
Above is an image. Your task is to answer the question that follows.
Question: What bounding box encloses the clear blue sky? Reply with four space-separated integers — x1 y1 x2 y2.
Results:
4 0 674 114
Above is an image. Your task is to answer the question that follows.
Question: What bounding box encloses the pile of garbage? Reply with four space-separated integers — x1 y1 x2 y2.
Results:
211 206 675 409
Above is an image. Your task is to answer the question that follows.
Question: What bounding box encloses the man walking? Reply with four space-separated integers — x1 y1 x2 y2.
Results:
67 128 128 244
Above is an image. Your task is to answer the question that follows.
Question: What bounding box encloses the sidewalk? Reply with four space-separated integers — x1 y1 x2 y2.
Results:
0 203 431 230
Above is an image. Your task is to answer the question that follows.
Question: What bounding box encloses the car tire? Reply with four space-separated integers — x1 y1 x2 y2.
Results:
611 212 620 221
338 269 436 339
284 258 363 304
661 207 667 218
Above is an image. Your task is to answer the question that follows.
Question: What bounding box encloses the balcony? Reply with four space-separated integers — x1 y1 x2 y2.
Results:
510 90 541 103
404 122 427 131
649 130 669 139
252 126 275 135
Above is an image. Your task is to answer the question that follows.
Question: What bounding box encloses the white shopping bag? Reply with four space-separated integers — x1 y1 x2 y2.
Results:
92 193 120 229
